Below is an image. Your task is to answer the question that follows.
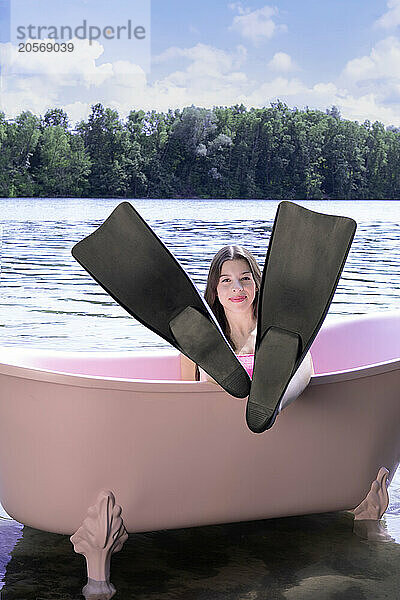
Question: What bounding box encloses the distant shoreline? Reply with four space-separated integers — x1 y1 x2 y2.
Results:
1 197 399 202
2 103 400 201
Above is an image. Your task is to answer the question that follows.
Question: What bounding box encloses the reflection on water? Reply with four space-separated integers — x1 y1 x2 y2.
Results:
2 512 400 599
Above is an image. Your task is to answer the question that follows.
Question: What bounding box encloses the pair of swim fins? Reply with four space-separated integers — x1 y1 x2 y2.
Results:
72 201 356 434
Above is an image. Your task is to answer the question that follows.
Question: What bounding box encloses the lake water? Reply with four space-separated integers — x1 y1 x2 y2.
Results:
0 198 399 596
0 198 399 351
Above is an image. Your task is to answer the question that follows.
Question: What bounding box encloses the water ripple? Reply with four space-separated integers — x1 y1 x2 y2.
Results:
0 200 398 352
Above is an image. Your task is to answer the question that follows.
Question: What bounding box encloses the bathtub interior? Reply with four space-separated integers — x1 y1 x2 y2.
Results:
310 312 400 374
0 312 398 380
0 348 183 380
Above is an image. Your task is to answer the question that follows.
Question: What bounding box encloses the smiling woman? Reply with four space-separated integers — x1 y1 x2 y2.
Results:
181 245 259 382
204 245 260 355
187 244 314 416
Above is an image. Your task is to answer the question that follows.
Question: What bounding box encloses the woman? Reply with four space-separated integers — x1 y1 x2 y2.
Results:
182 245 314 414
203 245 260 375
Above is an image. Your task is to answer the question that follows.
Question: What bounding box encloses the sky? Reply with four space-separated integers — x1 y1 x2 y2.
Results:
1 0 400 126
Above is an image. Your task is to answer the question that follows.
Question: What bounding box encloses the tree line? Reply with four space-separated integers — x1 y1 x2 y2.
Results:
1 102 400 199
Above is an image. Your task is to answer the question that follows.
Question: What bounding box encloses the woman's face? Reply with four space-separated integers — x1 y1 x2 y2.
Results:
216 259 257 316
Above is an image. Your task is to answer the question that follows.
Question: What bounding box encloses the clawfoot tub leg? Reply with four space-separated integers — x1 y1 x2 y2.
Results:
70 490 128 600
350 467 394 542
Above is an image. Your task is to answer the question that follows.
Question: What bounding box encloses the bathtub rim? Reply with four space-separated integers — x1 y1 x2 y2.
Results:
0 310 398 392
0 354 398 394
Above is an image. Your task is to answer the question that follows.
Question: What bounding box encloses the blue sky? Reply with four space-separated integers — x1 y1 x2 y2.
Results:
151 0 384 82
1 0 400 126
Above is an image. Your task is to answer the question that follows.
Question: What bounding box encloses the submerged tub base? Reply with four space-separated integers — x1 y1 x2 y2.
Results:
72 465 393 600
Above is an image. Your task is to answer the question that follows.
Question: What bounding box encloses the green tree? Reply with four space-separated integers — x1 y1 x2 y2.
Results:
43 108 69 130
33 126 91 197
0 112 41 196
76 103 129 197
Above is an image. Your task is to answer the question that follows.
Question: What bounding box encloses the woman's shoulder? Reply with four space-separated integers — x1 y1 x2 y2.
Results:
180 354 198 380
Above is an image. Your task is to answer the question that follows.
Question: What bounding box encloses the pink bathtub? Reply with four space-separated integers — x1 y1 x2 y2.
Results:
0 311 399 599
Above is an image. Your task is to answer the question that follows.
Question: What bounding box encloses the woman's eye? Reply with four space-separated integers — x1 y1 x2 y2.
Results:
241 276 251 281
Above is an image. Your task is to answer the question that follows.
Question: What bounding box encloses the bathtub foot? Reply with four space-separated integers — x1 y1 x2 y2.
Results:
351 467 393 542
70 490 128 600
82 578 116 600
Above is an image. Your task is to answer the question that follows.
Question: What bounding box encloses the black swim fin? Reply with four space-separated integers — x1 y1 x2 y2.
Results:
246 201 357 433
72 202 251 398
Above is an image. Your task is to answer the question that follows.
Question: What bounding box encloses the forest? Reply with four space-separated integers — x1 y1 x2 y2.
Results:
1 101 399 200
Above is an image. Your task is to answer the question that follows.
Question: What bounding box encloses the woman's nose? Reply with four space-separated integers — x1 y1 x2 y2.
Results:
232 279 243 291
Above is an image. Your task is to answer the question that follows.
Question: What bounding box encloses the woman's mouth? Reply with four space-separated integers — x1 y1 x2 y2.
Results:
229 296 247 303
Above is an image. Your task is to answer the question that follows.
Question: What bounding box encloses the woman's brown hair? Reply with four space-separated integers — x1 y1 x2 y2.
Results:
204 245 261 351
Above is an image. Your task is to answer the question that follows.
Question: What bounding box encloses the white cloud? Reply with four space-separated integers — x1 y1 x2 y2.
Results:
0 39 146 119
0 77 57 117
335 92 400 125
154 43 247 72
228 2 245 13
150 48 249 110
245 76 306 105
375 0 400 29
268 52 297 72
338 37 400 116
62 101 91 124
343 36 400 83
229 5 287 43
1 39 113 87
2 35 400 128
312 82 338 96
152 46 185 63
331 36 400 124
150 44 249 112
0 41 247 120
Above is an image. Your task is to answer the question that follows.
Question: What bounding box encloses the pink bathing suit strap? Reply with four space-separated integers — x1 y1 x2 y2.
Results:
237 354 254 379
